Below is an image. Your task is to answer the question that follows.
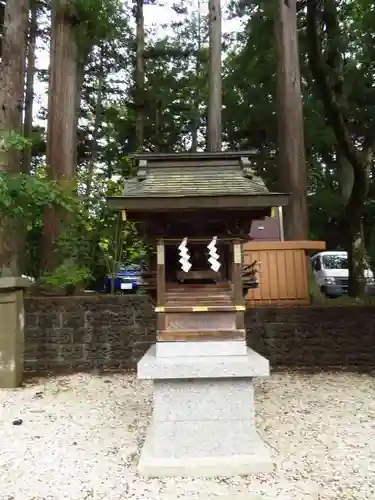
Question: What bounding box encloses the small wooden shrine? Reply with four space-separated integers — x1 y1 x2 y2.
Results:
108 151 288 477
108 151 288 347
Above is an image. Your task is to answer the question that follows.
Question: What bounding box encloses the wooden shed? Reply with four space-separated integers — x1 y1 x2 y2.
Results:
243 240 325 306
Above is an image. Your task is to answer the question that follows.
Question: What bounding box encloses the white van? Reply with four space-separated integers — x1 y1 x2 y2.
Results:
311 251 375 298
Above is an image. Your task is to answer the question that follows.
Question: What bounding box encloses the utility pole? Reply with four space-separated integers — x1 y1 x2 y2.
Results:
275 0 308 240
207 0 222 152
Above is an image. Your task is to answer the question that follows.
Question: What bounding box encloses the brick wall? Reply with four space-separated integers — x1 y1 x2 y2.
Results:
24 296 375 373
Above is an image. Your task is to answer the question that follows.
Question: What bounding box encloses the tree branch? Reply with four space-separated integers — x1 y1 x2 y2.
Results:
322 0 344 105
307 0 368 201
297 0 316 12
306 0 364 178
322 0 375 167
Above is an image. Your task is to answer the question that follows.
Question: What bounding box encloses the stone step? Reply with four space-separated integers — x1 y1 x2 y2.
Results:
156 339 248 357
158 329 246 342
158 305 245 313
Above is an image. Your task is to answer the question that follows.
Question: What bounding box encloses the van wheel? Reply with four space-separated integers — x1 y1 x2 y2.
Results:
321 286 337 299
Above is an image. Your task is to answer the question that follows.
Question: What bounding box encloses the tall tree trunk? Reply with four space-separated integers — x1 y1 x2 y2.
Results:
22 0 37 174
0 1 5 59
154 100 161 152
73 60 85 172
207 0 221 152
275 0 309 240
191 0 201 153
86 48 104 200
339 154 354 206
306 0 371 296
135 0 145 151
345 202 365 296
0 0 30 276
42 0 79 271
322 0 362 288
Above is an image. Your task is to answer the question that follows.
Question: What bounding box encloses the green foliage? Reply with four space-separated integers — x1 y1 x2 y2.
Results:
33 169 148 288
0 167 82 281
0 131 32 152
99 215 148 278
42 259 91 288
0 169 77 223
72 0 124 58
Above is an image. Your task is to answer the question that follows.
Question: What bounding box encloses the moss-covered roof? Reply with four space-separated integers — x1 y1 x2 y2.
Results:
107 152 289 211
123 164 269 197
123 152 271 198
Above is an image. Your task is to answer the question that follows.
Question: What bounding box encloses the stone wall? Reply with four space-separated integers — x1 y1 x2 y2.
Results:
247 306 375 368
24 295 156 373
24 296 375 373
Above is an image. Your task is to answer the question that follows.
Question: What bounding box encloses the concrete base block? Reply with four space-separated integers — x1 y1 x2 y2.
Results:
138 345 270 380
153 378 255 422
156 340 247 358
137 345 273 478
138 433 273 477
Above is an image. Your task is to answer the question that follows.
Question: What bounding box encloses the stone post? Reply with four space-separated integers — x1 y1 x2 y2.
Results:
0 277 31 388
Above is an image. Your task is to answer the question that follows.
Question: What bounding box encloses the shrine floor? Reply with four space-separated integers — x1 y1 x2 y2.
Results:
0 370 374 500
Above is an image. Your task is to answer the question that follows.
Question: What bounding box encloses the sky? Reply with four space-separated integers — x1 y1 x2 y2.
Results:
34 0 241 123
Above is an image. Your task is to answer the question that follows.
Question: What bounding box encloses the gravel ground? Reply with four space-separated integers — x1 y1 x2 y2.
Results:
0 370 374 500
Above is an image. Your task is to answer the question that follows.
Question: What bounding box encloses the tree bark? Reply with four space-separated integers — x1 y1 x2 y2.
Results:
72 59 85 170
191 0 201 153
154 100 161 152
85 48 104 200
42 0 79 271
22 0 37 174
275 0 309 240
135 0 145 151
0 0 30 276
345 203 365 296
207 0 222 152
0 0 29 171
339 154 353 206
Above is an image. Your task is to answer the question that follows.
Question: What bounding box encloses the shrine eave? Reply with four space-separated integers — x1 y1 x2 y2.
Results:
107 193 289 212
130 151 258 161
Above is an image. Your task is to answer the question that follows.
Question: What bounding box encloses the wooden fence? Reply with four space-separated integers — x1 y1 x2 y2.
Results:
243 240 325 306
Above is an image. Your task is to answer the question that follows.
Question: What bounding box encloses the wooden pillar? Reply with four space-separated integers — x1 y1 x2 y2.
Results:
232 240 245 330
156 239 166 332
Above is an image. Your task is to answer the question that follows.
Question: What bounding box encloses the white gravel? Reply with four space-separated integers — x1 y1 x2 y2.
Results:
0 370 374 500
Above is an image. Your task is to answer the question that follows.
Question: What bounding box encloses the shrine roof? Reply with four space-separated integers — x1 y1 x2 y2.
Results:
108 152 289 211
123 164 269 197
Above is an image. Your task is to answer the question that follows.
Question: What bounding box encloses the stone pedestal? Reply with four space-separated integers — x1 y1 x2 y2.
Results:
137 343 273 477
0 277 31 388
